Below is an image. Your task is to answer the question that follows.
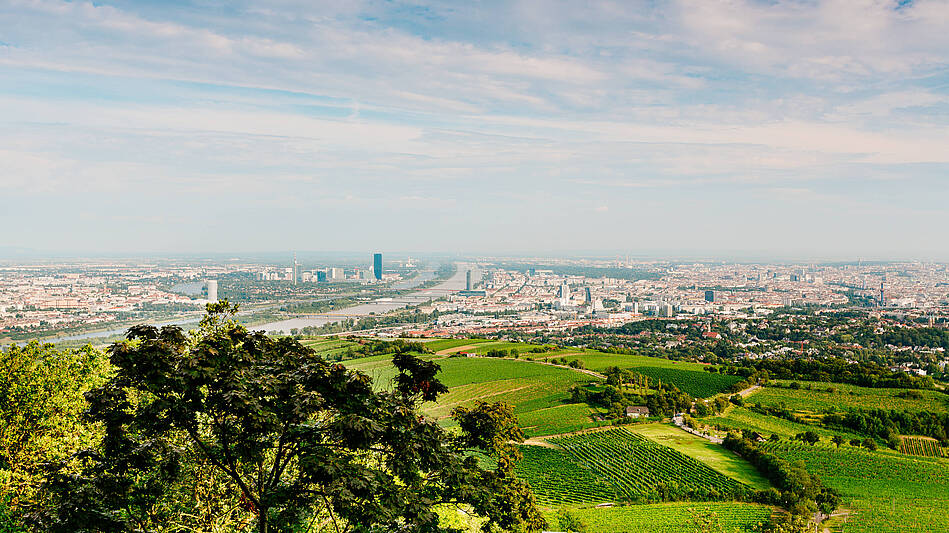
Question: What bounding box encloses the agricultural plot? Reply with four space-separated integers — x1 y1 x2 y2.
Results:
705 406 863 442
515 445 616 506
761 440 949 532
631 367 741 398
629 424 770 490
559 502 774 533
748 381 949 414
900 435 946 458
540 351 734 397
343 355 599 436
422 338 493 352
550 428 751 501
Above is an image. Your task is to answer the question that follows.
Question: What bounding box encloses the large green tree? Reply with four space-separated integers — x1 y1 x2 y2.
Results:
1 341 107 525
35 302 544 533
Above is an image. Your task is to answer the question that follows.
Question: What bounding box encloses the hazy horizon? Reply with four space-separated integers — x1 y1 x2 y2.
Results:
2 1 948 258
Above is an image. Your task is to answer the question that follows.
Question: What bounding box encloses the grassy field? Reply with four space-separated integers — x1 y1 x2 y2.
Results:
421 338 494 352
549 428 751 502
748 381 949 414
761 440 949 532
343 354 600 436
628 423 770 490
705 406 865 442
550 502 774 533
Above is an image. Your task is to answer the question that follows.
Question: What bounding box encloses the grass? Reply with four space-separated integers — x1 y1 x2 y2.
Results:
748 381 949 414
422 338 494 352
343 354 600 437
704 406 864 442
550 502 774 533
761 440 949 533
628 423 771 490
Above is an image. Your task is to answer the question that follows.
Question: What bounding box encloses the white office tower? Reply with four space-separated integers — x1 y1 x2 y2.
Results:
207 280 218 302
559 283 570 307
330 267 344 280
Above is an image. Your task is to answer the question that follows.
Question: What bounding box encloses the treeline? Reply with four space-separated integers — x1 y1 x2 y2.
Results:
823 409 949 445
347 338 433 357
723 434 840 518
738 358 935 389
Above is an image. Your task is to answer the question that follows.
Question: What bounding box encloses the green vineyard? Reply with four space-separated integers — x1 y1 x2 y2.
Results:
516 446 616 505
899 436 946 458
517 428 751 505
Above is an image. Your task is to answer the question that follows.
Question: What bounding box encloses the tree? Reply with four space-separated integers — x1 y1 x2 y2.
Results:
35 302 545 533
1 342 107 523
832 435 845 449
795 431 820 446
862 438 878 451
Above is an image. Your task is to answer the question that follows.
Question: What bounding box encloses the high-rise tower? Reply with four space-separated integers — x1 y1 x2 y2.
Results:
207 280 218 302
373 253 383 281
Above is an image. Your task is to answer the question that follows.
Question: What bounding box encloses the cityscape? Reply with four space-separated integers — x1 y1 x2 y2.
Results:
3 1 949 533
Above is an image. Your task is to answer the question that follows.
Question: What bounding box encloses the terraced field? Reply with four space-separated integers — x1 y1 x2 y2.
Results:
548 428 751 502
761 440 949 532
558 502 774 533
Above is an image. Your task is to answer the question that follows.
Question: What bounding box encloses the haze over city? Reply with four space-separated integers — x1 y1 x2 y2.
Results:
2 0 948 258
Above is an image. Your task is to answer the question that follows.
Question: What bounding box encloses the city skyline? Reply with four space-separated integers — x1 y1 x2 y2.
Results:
2 1 948 258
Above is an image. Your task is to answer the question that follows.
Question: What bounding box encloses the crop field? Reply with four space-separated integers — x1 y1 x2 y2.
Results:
516 403 611 437
344 355 599 436
704 406 864 442
557 502 774 533
549 428 750 501
422 338 493 352
629 424 770 489
748 381 949 414
899 435 946 458
516 445 616 505
761 440 949 532
630 367 741 398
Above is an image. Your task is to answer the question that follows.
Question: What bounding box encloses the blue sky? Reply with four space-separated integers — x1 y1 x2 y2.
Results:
1 0 948 259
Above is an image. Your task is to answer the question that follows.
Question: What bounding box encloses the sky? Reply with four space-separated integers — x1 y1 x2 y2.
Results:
1 0 948 259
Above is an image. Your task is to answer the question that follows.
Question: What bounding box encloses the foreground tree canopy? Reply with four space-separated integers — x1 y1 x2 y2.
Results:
33 302 545 533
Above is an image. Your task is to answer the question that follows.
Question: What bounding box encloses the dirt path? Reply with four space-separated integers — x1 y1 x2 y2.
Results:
737 384 761 397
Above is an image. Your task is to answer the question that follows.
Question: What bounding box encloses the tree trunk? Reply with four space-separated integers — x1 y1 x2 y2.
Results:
258 508 268 533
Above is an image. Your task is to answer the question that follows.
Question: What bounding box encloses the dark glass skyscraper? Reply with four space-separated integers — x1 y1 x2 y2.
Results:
373 253 383 280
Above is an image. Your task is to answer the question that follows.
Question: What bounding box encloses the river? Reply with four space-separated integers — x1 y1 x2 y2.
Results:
31 263 470 343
